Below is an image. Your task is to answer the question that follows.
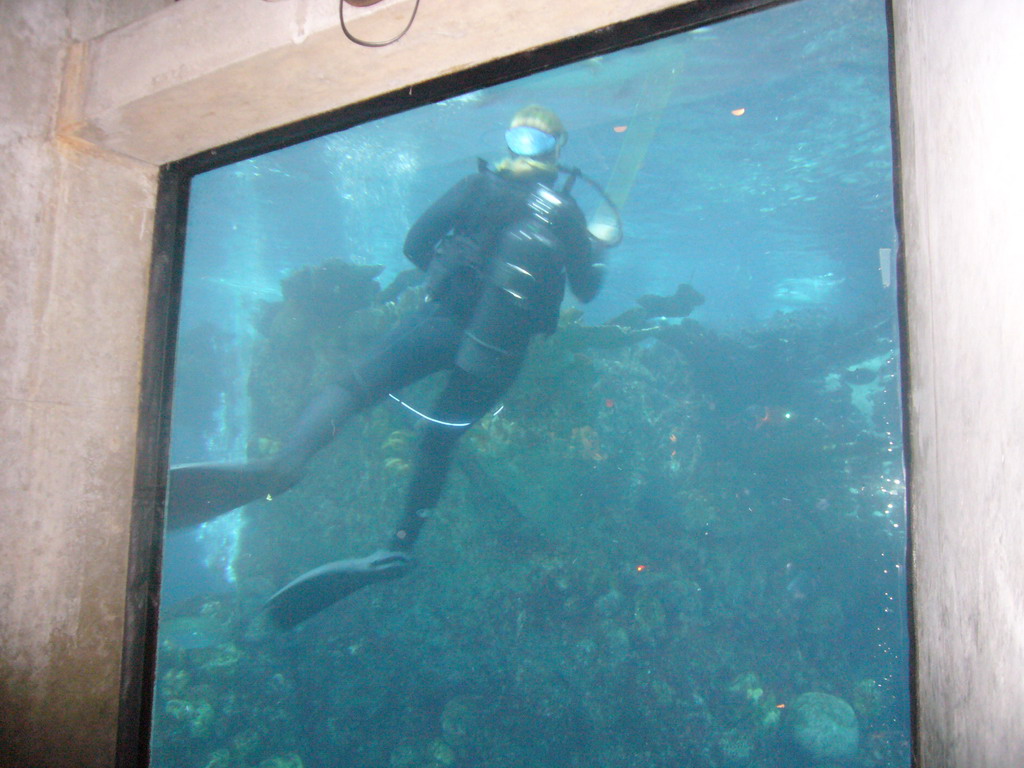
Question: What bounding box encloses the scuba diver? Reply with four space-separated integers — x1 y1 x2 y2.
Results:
167 105 620 628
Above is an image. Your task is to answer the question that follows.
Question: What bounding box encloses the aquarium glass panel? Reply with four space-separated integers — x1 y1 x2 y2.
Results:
152 0 911 766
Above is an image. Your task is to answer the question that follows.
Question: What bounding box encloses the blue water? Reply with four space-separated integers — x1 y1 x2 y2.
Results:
156 0 910 765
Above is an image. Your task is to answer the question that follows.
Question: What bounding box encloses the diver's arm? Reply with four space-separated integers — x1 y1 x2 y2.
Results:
564 207 606 303
568 256 606 303
403 175 481 270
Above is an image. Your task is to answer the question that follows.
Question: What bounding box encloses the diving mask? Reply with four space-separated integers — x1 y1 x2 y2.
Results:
505 125 561 158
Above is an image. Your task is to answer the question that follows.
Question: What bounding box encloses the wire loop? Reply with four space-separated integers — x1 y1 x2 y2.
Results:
339 0 420 47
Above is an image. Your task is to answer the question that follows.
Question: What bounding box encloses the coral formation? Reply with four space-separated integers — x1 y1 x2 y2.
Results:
152 259 910 768
788 691 860 761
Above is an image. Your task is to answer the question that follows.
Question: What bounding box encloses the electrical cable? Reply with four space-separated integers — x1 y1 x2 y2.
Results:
340 0 421 47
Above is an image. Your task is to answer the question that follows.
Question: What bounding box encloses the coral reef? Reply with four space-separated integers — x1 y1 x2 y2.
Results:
787 691 860 761
152 262 911 768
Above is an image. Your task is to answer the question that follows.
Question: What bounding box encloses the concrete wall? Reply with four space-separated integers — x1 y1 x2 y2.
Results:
1 0 1022 765
1 3 172 766
891 1 1024 766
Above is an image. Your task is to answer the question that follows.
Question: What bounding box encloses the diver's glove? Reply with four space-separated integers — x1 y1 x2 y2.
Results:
263 549 413 630
587 220 620 247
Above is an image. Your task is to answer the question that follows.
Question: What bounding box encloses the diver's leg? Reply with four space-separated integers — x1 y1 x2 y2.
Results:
265 366 511 630
262 309 474 627
167 306 462 531
388 364 516 550
388 421 469 550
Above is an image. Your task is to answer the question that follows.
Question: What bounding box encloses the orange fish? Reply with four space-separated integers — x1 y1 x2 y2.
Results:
753 406 793 430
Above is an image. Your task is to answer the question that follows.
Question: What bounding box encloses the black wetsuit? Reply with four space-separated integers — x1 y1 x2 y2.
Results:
168 165 603 551
345 166 603 547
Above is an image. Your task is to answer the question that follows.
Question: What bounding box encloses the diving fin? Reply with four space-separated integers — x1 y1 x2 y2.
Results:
263 549 413 630
166 460 294 531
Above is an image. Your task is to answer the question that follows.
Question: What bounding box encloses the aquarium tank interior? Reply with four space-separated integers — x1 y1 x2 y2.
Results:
150 0 911 765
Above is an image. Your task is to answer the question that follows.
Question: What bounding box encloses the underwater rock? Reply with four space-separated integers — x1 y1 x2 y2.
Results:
728 672 764 705
606 306 650 329
636 283 705 318
555 321 652 351
164 697 214 738
267 259 384 333
159 668 191 700
788 692 859 761
648 318 710 356
202 641 243 671
247 259 401 452
726 672 783 735
280 259 382 310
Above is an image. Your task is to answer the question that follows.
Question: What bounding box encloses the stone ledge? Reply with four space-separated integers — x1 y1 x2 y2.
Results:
63 0 685 165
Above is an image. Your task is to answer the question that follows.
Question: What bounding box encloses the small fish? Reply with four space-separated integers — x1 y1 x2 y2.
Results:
747 405 794 430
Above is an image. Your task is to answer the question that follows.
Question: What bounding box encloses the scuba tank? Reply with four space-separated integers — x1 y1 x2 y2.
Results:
455 161 622 380
455 181 571 379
